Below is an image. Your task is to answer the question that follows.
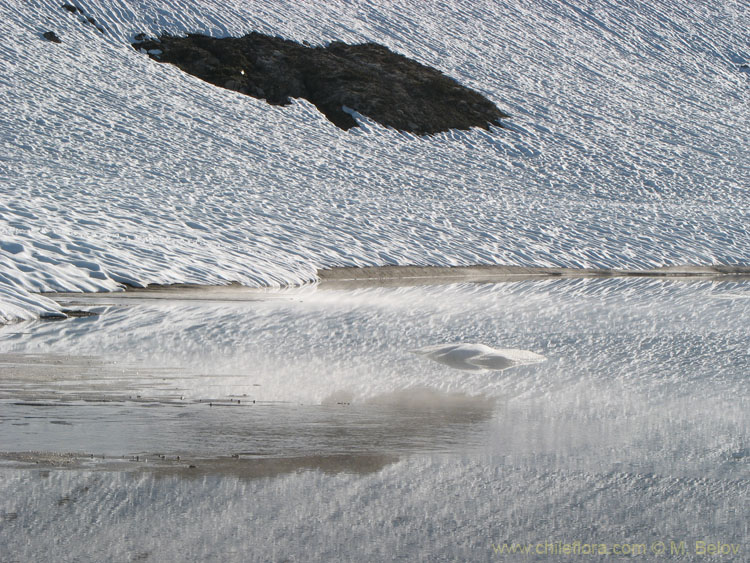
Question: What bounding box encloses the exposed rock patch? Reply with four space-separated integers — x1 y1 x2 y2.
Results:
43 31 62 43
61 3 106 34
132 32 508 135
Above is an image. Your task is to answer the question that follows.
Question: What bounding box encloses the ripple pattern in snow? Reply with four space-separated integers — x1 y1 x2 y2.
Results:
1 0 749 319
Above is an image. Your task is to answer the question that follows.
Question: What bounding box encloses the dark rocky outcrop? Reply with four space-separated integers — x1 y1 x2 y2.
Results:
132 32 508 135
43 31 62 43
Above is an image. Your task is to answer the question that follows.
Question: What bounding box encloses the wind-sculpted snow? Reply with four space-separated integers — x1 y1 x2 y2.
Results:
1 0 749 319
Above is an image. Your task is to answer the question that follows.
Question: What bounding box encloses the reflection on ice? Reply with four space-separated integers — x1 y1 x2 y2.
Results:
0 388 497 475
0 277 748 562
363 386 496 410
0 276 748 475
1 276 747 406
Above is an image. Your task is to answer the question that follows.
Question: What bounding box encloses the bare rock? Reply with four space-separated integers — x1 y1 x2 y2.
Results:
132 32 509 135
43 31 62 43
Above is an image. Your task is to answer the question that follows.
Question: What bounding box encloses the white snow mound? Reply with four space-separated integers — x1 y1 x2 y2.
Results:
412 343 546 372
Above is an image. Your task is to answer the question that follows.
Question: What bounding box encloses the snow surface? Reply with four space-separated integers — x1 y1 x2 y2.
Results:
1 457 747 562
2 0 749 320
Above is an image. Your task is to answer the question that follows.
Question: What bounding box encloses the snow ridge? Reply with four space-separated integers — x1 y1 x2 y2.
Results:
1 0 749 320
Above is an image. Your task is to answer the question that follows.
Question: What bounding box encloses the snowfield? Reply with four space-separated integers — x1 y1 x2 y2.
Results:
1 0 749 320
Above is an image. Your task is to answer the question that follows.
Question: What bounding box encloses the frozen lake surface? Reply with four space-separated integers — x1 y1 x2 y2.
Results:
0 278 748 561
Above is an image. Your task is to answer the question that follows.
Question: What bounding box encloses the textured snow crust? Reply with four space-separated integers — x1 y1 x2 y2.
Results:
1 458 747 562
1 0 749 320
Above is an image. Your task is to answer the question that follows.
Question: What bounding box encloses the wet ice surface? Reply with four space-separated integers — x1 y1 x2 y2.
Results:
0 278 748 561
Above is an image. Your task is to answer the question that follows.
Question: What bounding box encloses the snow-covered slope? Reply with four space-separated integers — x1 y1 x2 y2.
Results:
2 0 749 320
